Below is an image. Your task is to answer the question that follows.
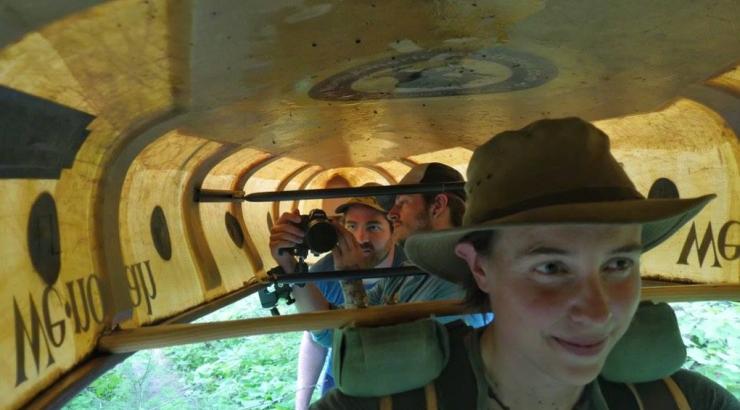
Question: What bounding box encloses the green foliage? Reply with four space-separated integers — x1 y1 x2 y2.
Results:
671 301 740 397
64 348 196 410
65 295 310 409
163 297 306 408
64 299 739 409
164 329 302 408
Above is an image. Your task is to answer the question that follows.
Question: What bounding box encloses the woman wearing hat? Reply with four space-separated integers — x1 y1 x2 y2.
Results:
312 118 738 409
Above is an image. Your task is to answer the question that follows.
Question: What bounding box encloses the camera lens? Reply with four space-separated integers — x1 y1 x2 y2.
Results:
305 220 337 253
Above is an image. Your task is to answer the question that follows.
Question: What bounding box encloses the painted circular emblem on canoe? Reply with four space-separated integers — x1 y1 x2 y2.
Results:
224 212 245 248
28 192 61 285
150 206 172 261
309 48 556 101
648 178 680 199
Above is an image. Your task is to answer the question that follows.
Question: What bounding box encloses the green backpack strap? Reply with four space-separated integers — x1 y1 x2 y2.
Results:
378 321 477 410
378 383 438 410
599 376 692 410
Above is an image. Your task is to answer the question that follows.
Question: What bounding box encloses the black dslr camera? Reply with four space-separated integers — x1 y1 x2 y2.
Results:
265 209 339 315
286 209 338 257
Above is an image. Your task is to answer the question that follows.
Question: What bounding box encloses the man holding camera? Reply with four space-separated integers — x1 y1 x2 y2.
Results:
270 194 403 409
269 196 401 311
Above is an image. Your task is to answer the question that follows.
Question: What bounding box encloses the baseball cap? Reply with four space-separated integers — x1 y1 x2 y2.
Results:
398 162 466 200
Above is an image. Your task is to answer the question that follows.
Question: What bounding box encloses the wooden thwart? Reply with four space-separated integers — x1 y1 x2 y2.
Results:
98 284 740 354
99 300 465 353
641 283 740 302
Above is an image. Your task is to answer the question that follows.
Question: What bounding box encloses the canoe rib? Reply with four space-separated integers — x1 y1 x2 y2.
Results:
98 284 740 354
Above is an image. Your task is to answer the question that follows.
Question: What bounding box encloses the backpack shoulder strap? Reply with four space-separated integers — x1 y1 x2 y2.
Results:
632 377 692 410
379 396 392 410
600 376 691 410
431 321 477 408
662 376 691 410
599 377 642 409
378 321 476 410
378 382 438 410
424 382 439 410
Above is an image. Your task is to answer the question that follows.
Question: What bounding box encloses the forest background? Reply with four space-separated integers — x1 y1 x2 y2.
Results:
64 297 740 409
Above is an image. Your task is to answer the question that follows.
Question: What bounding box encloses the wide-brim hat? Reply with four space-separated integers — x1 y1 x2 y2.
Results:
404 118 715 284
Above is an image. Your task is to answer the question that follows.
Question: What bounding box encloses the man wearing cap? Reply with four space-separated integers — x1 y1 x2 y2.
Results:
270 194 404 409
388 162 467 245
367 163 491 327
312 118 738 409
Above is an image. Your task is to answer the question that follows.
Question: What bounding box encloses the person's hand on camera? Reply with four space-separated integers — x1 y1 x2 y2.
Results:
269 209 304 273
333 223 376 271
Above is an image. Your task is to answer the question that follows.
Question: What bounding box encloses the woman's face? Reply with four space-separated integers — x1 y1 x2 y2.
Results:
475 224 642 385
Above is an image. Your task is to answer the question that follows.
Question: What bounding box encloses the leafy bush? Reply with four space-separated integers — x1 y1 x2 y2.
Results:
65 295 309 409
65 299 739 409
672 301 740 397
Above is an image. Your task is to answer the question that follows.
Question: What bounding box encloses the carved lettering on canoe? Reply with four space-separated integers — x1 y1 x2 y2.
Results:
13 260 156 387
676 220 739 268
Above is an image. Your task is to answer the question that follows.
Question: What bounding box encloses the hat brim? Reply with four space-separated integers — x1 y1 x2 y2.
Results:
335 201 387 214
404 195 715 284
